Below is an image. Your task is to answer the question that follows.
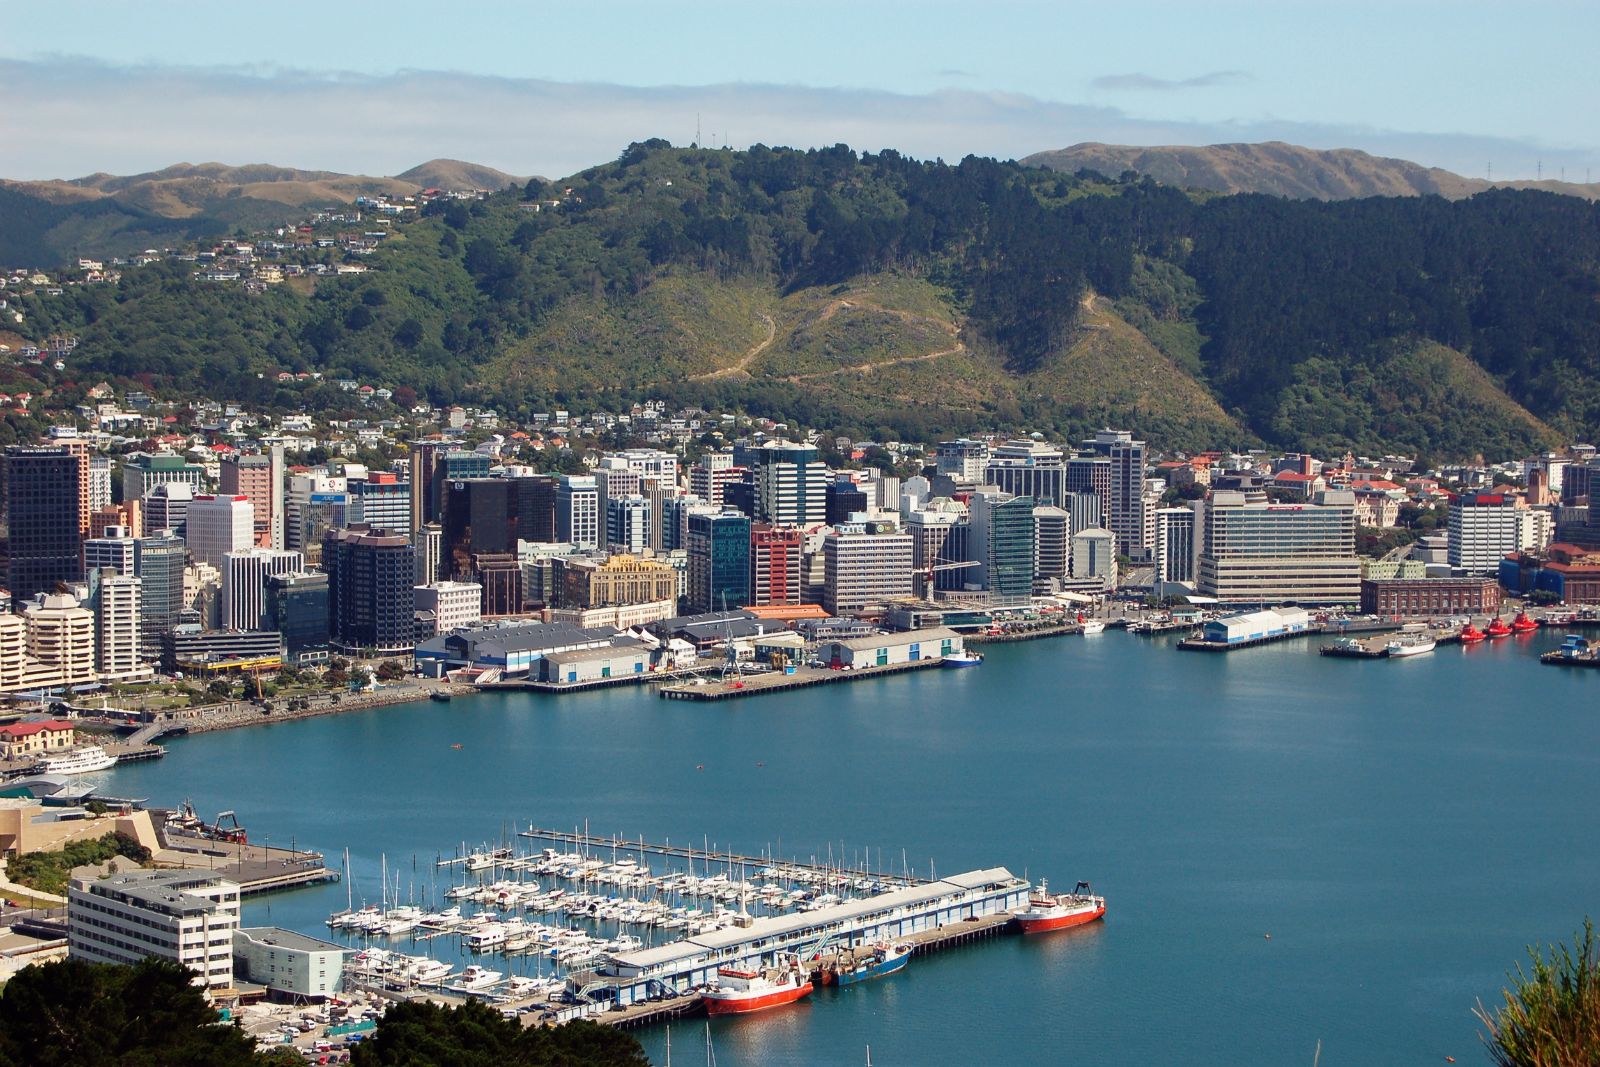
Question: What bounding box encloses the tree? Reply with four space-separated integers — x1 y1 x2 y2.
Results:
1477 919 1600 1066
351 1000 647 1067
0 958 266 1067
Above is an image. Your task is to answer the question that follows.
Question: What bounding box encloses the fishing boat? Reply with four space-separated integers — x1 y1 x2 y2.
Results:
1511 610 1540 633
1013 879 1106 934
33 745 117 775
940 650 984 668
825 942 911 986
1459 623 1487 643
1485 616 1513 639
703 961 813 1015
1385 634 1437 658
1077 615 1106 635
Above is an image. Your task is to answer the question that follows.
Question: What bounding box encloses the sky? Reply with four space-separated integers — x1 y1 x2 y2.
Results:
5 1 1598 182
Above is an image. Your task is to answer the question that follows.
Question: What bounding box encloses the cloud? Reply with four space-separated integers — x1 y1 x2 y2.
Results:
0 57 1592 184
1091 71 1251 92
936 68 976 79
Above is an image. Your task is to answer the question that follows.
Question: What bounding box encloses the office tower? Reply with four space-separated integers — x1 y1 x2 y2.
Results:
143 482 193 536
556 475 600 550
442 478 517 577
221 548 303 631
1032 506 1071 593
749 524 804 606
219 453 275 547
6 445 83 600
967 488 1036 603
85 525 137 576
348 473 412 536
753 441 829 525
408 440 443 529
55 437 93 541
471 554 523 617
134 532 186 660
1087 429 1149 560
264 571 331 664
689 453 744 509
519 475 559 544
68 870 240 988
826 477 869 525
686 510 751 613
185 495 255 568
87 455 113 512
322 525 415 654
985 439 1065 509
937 439 990 481
822 531 914 614
413 580 483 636
606 495 651 555
269 444 286 550
1066 454 1112 527
1448 491 1522 576
430 450 491 519
411 523 443 587
906 499 967 595
1154 506 1198 586
662 495 714 553
94 572 144 680
1198 489 1359 603
121 452 206 502
1065 491 1102 544
23 593 97 686
1070 528 1117 587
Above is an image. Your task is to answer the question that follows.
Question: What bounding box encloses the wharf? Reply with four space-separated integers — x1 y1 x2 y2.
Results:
1541 650 1600 669
1320 626 1460 658
967 624 1081 645
482 665 715 695
658 658 940 702
1177 630 1313 653
153 831 338 896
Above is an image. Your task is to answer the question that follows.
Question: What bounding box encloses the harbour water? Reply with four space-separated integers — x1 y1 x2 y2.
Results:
103 628 1600 1065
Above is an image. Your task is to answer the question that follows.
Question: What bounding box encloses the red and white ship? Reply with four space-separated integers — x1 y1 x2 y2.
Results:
1014 880 1106 934
702 962 813 1016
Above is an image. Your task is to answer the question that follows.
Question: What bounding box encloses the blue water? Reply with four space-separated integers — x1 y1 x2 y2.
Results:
103 629 1600 1065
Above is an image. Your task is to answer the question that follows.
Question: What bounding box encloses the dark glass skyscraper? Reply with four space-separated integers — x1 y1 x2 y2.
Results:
133 532 186 660
5 445 83 601
264 571 331 664
686 511 751 613
322 525 415 654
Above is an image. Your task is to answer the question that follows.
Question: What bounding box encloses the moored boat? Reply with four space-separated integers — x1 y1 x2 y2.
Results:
430 691 452 703
940 650 984 668
703 961 813 1015
1459 623 1487 643
826 942 911 986
33 745 117 775
1510 611 1539 633
1485 616 1513 638
1078 618 1106 635
1014 879 1106 934
1385 634 1436 658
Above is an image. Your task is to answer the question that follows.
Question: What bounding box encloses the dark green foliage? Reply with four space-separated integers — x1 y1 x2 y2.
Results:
0 958 265 1067
350 1000 648 1067
1476 919 1600 1066
6 831 152 895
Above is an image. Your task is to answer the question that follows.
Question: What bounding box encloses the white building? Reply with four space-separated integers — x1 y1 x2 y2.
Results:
68 869 241 988
1070 528 1117 588
557 475 600 550
1448 492 1521 576
186 494 255 568
754 441 829 525
1032 505 1071 594
1518 507 1554 553
233 927 346 1000
822 532 914 614
606 495 652 556
221 548 303 631
85 526 138 575
23 593 97 687
95 573 150 682
88 455 114 512
414 580 483 635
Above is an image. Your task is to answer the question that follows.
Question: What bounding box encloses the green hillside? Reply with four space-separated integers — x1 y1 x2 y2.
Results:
12 141 1600 456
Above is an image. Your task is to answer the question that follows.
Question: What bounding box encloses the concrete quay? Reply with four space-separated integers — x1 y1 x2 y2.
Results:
658 658 941 701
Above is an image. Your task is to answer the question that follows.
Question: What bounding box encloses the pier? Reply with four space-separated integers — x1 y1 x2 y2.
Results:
481 665 716 695
154 832 338 896
658 659 940 702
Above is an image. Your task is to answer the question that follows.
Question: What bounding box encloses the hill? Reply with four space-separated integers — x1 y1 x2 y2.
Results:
1023 141 1600 202
0 160 525 266
11 142 1597 457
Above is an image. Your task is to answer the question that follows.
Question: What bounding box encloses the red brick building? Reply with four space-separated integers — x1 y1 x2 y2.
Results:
1359 577 1503 617
749 524 804 606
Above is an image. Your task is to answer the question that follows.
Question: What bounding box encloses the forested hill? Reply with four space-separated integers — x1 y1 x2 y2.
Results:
14 141 1600 457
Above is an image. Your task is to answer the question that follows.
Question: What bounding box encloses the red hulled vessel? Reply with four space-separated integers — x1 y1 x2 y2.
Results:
1013 880 1107 934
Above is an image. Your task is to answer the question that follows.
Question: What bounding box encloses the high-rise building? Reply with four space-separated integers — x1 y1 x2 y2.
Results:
826 477 870 525
221 548 303 631
431 450 491 519
967 488 1036 602
1032 506 1071 594
94 572 146 681
689 453 744 509
1083 429 1148 559
686 511 751 613
322 525 415 654
411 523 443 587
347 474 412 536
185 495 254 568
219 454 275 547
753 442 829 525
55 437 93 541
6 445 83 601
1197 489 1360 604
264 571 331 664
68 870 240 988
23 593 97 687
822 532 914 614
122 452 206 502
606 495 652 555
143 482 193 536
471 553 523 618
88 455 113 513
985 439 1065 509
85 526 137 576
906 499 968 595
1070 528 1117 588
662 495 714 553
556 475 600 550
134 532 186 660
408 440 444 529
749 524 805 606
413 580 484 636
1153 506 1198 586
936 439 990 481
1066 455 1112 528
1449 492 1522 575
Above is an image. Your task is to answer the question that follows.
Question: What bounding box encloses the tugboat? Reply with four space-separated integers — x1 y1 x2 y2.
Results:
703 958 813 1015
1485 616 1514 639
1013 880 1106 934
1459 623 1487 644
1510 610 1540 633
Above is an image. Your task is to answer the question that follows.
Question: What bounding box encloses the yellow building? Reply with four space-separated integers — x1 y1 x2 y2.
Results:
0 719 75 760
562 554 678 609
23 594 98 688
